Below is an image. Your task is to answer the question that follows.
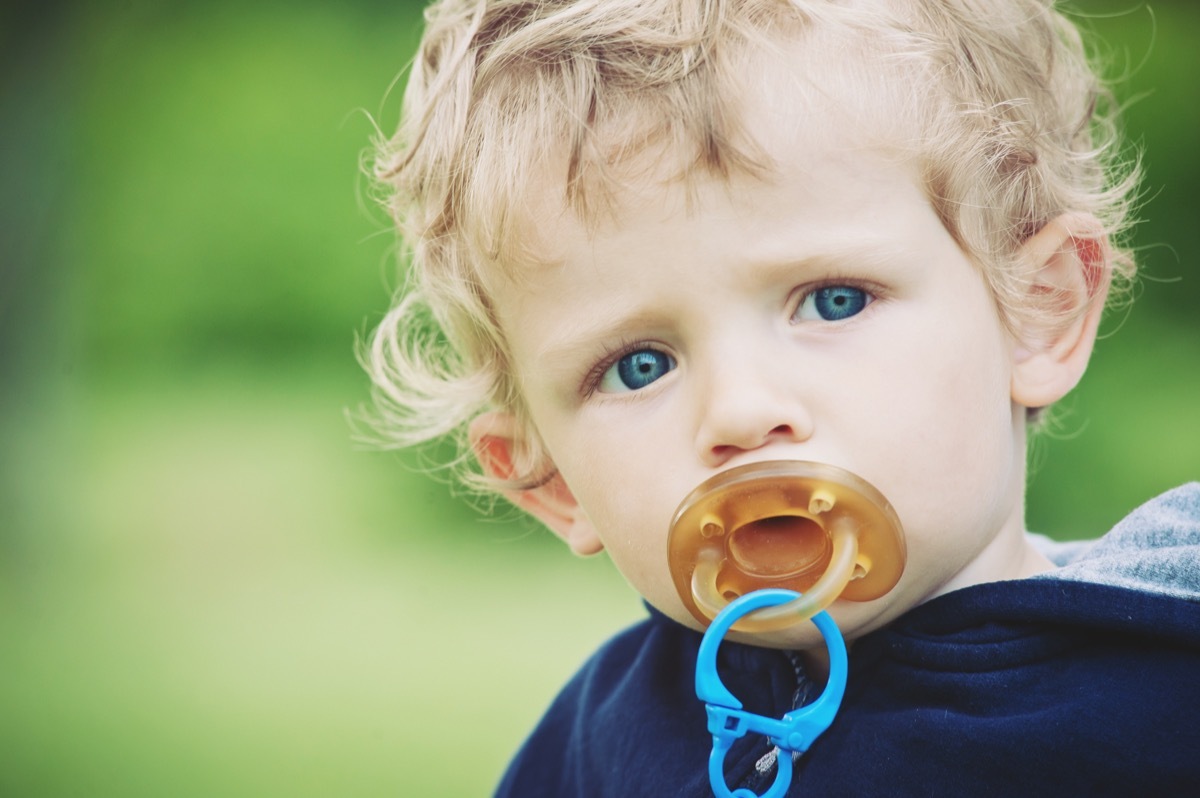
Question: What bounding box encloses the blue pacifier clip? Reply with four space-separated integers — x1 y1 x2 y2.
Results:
695 589 848 798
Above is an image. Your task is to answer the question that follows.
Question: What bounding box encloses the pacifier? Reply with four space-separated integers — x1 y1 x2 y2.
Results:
668 460 906 632
675 461 907 798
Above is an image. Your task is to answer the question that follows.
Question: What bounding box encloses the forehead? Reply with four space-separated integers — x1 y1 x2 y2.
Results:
489 35 925 286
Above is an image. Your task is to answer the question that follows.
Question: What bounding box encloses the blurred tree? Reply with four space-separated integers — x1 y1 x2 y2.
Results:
1 3 76 391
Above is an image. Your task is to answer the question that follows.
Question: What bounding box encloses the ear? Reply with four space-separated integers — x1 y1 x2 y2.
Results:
1010 213 1112 410
467 411 604 556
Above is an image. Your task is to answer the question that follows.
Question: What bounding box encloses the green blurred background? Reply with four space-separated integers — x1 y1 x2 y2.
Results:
1 2 1196 795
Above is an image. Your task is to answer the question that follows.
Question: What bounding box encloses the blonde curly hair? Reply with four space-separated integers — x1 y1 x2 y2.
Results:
363 0 1138 489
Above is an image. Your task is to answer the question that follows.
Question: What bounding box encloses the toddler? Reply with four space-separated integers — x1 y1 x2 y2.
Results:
364 0 1200 794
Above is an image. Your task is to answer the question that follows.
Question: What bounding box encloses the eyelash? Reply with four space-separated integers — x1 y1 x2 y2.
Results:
789 278 884 320
581 338 662 399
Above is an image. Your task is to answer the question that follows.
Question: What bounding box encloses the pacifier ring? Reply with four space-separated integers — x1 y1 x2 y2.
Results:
696 589 848 798
668 461 905 631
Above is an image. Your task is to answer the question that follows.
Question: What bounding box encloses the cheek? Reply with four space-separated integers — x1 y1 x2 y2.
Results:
548 422 664 534
548 415 692 604
859 317 1018 521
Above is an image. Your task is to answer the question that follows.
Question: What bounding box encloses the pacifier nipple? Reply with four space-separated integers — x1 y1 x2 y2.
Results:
667 461 905 632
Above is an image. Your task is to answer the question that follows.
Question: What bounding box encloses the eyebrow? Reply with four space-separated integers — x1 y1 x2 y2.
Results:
531 305 668 383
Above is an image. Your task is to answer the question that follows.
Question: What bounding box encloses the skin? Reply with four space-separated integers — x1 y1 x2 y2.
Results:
471 59 1110 654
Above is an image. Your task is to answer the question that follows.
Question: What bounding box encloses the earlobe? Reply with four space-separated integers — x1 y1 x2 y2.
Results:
468 411 604 556
1009 213 1112 410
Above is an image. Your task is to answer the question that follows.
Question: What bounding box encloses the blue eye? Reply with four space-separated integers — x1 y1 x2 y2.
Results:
794 286 871 322
598 349 676 393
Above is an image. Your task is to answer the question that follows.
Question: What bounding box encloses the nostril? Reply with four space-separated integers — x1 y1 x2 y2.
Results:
710 444 734 460
707 425 801 464
697 400 813 465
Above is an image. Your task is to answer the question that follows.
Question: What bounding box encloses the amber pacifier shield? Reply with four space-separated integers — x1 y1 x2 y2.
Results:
667 461 905 629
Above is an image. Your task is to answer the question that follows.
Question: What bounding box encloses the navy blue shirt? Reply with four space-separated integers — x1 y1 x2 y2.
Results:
496 487 1200 796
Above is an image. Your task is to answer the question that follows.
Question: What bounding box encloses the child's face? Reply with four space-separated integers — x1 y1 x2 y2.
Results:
484 83 1044 647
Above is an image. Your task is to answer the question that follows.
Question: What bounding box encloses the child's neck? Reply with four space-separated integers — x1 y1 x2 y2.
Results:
933 528 1056 601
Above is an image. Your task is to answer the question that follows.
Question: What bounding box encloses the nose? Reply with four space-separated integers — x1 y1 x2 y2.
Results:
694 351 814 467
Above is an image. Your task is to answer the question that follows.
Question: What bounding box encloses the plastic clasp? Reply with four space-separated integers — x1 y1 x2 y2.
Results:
668 461 906 632
697 589 848 798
